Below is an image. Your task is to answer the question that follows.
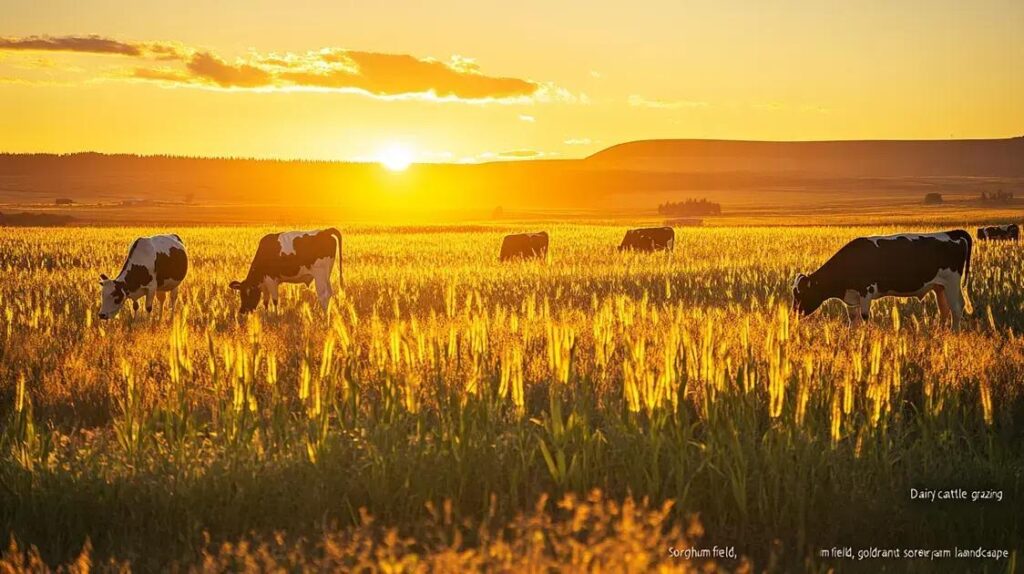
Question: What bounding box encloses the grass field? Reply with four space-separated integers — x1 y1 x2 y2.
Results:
1 223 1022 572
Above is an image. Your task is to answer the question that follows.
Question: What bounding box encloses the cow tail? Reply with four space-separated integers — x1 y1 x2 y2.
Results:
961 233 974 315
327 227 344 286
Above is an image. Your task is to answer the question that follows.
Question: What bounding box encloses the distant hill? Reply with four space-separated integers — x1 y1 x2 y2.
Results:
0 138 1021 220
586 137 1024 176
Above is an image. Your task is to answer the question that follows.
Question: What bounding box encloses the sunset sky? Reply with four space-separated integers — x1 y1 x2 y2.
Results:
1 0 1021 162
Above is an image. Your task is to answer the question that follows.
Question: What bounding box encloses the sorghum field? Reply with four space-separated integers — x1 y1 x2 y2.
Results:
1 224 1021 572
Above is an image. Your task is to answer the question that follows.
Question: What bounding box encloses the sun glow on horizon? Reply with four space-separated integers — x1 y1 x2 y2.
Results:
378 144 414 172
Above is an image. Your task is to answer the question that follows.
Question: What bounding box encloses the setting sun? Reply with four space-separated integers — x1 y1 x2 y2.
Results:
378 144 413 172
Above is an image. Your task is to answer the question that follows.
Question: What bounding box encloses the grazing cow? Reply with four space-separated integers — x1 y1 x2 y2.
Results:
229 228 342 313
619 227 675 252
792 230 973 328
99 234 188 320
499 231 549 261
977 224 1019 241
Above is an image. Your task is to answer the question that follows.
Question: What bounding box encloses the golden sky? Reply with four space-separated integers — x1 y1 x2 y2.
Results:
1 0 1021 162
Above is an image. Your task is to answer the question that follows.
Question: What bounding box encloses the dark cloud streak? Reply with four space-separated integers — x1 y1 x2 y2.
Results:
0 35 141 56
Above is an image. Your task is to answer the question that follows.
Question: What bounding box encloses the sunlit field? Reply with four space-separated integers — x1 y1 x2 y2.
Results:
1 224 1022 571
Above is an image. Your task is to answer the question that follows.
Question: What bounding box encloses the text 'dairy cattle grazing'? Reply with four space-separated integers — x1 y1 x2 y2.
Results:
977 224 1019 241
619 227 675 252
99 234 188 319
792 230 973 328
499 231 549 261
230 228 343 313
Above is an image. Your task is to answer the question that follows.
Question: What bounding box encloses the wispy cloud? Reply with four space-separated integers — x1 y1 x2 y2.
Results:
0 35 141 56
628 94 709 109
0 34 566 103
459 149 558 163
0 34 186 59
564 138 595 145
518 114 536 122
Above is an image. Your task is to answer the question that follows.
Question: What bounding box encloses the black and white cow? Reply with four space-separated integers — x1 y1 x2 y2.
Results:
499 231 549 261
619 227 674 252
229 228 343 313
99 234 188 319
977 224 1019 241
793 230 973 328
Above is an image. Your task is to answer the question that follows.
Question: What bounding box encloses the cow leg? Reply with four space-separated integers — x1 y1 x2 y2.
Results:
269 282 280 307
944 284 966 330
155 290 167 318
261 281 280 308
264 282 276 306
933 285 951 328
144 289 155 314
169 287 179 310
314 275 333 311
846 304 862 326
843 290 863 326
859 297 872 323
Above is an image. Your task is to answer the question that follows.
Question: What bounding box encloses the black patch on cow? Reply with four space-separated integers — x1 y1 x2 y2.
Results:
123 264 153 294
499 232 549 261
116 238 142 277
233 228 342 313
155 247 188 288
619 227 674 252
794 230 972 316
977 224 1019 241
110 282 127 305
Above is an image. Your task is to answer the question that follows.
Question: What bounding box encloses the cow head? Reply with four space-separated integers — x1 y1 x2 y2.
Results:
98 274 128 320
229 280 261 314
791 273 825 316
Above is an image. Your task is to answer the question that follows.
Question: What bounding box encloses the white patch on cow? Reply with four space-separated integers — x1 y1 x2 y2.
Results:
278 230 319 255
667 238 675 251
869 268 957 299
842 289 861 306
864 231 954 246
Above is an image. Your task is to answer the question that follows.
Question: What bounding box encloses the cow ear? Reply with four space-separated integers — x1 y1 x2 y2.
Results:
229 281 242 290
99 273 109 284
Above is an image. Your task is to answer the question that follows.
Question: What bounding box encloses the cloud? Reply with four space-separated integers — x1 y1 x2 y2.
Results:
273 50 538 100
0 35 141 56
519 114 536 122
456 149 556 163
0 34 561 102
628 94 709 109
564 138 594 145
186 52 273 88
0 34 187 60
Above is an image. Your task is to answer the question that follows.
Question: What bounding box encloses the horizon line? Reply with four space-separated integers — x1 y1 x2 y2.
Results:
1 134 1021 165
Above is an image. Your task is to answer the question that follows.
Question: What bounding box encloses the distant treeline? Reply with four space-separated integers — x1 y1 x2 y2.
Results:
657 198 722 216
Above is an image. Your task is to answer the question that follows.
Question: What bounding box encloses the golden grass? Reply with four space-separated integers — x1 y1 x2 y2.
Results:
0 223 1021 571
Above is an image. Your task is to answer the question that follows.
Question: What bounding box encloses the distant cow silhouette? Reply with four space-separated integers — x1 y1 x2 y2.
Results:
619 227 674 252
977 224 1019 241
500 231 549 261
